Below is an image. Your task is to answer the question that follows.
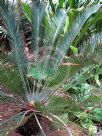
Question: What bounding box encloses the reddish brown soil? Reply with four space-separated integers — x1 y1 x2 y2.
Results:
0 102 87 136
0 102 21 136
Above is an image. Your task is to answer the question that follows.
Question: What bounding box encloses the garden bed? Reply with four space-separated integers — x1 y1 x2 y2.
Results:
0 102 87 136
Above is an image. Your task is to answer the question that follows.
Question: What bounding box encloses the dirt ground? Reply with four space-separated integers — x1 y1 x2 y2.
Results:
0 102 88 136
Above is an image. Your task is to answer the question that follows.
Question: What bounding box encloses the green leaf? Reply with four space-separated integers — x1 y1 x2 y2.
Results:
49 0 55 13
28 64 48 80
58 0 65 8
84 95 102 107
0 57 26 101
63 16 69 33
57 1 101 63
91 108 102 122
68 0 79 8
70 45 78 54
31 1 46 50
48 55 93 88
20 1 32 23
73 11 102 47
47 95 81 115
52 8 69 46
0 0 28 76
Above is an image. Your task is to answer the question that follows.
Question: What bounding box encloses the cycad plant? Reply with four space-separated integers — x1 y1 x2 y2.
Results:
0 0 102 136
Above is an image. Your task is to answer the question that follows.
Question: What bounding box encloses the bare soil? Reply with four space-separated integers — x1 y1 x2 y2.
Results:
0 102 88 136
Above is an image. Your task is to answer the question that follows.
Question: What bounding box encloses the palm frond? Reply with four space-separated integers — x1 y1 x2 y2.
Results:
0 112 25 135
64 65 102 90
20 1 32 23
31 0 45 51
73 9 102 47
56 1 101 63
0 0 28 75
0 55 27 102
